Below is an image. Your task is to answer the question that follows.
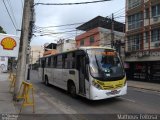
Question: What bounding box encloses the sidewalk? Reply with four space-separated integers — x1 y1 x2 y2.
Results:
127 80 160 92
0 72 76 115
0 72 82 120
0 72 16 114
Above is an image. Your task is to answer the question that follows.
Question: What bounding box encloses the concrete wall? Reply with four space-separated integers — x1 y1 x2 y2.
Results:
57 39 76 53
31 46 44 64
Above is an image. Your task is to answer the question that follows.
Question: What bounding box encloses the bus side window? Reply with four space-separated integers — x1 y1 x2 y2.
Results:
52 56 54 68
72 53 75 68
53 56 57 68
42 59 46 68
63 54 67 69
57 55 62 68
45 58 48 68
48 57 51 68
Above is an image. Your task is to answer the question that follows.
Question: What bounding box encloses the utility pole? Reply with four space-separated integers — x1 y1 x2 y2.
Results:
111 13 114 48
14 0 34 100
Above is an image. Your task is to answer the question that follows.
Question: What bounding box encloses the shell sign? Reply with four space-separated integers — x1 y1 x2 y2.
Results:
0 33 19 57
1 37 17 50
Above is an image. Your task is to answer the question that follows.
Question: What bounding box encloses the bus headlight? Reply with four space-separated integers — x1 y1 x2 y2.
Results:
92 81 103 90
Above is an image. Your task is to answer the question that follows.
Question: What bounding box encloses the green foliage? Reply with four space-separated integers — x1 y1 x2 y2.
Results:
0 26 6 34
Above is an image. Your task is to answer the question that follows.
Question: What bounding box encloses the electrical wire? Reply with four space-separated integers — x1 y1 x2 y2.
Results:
6 0 18 28
2 0 17 30
35 0 111 6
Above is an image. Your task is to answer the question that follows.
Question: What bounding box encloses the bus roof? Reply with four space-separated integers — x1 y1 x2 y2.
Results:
40 46 115 59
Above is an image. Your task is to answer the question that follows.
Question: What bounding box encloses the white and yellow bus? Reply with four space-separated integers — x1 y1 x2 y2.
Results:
38 46 127 100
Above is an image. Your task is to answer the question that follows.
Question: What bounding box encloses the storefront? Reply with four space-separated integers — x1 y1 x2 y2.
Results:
126 61 160 82
125 50 160 83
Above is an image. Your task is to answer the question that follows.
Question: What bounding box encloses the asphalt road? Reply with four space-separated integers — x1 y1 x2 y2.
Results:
30 70 160 119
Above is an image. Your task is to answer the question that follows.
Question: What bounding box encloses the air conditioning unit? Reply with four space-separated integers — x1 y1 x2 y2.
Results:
154 42 160 47
153 16 159 22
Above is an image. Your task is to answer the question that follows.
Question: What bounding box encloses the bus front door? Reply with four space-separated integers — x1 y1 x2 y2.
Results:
76 52 86 95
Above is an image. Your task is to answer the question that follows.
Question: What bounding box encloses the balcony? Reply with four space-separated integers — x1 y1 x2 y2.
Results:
127 0 143 10
128 20 143 31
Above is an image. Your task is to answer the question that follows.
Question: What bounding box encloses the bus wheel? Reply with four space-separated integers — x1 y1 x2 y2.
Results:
45 76 49 86
69 83 77 97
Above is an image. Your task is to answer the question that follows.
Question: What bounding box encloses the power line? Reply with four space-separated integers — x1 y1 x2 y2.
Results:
35 22 86 29
114 8 125 15
35 0 111 6
2 0 17 30
6 0 18 28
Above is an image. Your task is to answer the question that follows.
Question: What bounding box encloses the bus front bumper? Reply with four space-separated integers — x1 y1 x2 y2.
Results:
89 84 127 100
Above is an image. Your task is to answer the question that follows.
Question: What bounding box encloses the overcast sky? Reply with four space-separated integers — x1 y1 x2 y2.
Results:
0 0 125 46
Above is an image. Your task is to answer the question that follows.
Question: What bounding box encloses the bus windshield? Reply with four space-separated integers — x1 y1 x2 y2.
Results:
87 49 125 81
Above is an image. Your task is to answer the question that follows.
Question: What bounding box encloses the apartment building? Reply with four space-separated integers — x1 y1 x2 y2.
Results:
125 0 160 81
76 16 125 59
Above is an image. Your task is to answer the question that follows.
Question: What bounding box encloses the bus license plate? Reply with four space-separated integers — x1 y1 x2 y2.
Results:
106 90 120 95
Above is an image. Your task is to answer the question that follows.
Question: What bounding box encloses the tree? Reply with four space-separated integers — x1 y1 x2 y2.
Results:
0 26 6 34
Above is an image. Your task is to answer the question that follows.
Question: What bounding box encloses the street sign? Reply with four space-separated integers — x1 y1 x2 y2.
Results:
0 33 20 57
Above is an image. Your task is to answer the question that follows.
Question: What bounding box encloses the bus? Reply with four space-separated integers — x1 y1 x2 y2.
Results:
38 46 127 100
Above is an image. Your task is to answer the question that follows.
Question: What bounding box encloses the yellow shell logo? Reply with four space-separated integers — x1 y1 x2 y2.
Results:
1 37 17 50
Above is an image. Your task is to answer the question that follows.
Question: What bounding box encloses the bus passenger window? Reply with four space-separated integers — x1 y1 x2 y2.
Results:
48 57 51 67
42 60 45 68
53 56 57 68
57 55 63 68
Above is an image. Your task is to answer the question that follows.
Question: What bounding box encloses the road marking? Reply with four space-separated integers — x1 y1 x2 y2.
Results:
119 97 135 103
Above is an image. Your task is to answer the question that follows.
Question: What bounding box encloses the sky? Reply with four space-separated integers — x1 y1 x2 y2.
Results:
0 0 125 46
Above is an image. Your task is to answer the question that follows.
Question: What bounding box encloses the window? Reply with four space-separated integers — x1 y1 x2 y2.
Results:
128 0 142 9
57 55 62 68
127 34 142 51
48 57 51 67
152 4 160 17
45 58 48 67
128 12 143 30
80 39 84 46
53 56 57 68
62 54 67 68
151 29 160 42
90 36 94 44
65 53 75 69
144 31 149 43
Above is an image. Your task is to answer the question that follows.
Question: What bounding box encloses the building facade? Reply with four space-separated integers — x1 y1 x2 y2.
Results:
125 0 160 81
57 39 76 53
75 16 125 60
30 46 44 64
43 43 57 56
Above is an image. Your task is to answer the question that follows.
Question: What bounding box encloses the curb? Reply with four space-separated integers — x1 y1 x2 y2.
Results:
128 85 160 93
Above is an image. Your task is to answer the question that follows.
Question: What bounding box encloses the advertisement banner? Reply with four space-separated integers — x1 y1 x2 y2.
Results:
0 33 20 57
